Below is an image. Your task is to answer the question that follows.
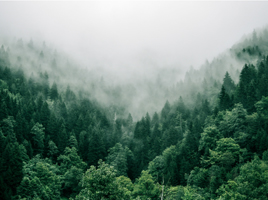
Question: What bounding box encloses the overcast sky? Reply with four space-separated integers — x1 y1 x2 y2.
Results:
1 1 268 70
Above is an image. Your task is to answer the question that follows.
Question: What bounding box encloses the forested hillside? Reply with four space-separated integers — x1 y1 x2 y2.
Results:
2 27 268 120
1 28 268 200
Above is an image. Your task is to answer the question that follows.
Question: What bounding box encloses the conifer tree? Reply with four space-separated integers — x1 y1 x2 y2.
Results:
1 129 23 196
0 100 8 121
87 126 106 166
40 101 50 129
58 123 69 153
50 82 58 100
219 86 231 111
161 100 171 121
223 72 236 95
68 131 78 149
31 122 45 155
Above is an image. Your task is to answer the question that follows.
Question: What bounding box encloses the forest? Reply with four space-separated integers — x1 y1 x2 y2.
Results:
1 28 268 200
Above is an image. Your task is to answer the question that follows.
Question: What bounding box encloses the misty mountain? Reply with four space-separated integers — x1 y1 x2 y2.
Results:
1 27 268 120
2 25 268 200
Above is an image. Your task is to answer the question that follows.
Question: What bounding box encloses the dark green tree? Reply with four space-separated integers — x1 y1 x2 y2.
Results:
31 122 45 155
50 82 58 100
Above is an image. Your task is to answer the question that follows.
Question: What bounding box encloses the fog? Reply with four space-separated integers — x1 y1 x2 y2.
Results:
1 1 268 119
1 2 268 69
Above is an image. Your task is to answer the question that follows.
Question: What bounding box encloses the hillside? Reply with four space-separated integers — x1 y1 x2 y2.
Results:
1 27 268 199
1 28 267 120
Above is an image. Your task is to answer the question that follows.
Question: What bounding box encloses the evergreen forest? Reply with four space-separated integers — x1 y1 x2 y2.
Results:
1 28 268 200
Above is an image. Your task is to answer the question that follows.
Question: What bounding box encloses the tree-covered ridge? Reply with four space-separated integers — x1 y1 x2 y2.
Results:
1 28 268 200
1 28 268 120
0 47 113 199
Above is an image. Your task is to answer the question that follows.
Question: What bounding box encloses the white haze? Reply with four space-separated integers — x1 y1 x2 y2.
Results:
1 1 268 119
1 2 268 71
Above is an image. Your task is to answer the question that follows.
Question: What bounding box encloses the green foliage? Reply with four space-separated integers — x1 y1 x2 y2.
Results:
58 147 87 172
31 122 45 155
199 126 222 154
50 82 59 100
87 126 106 166
216 180 247 200
106 143 134 177
75 160 125 200
48 140 59 161
58 147 87 197
132 170 160 200
2 30 268 200
219 86 232 111
187 167 209 188
115 176 134 199
148 145 179 185
218 104 248 145
17 155 61 200
223 72 236 95
182 186 205 200
68 131 78 149
202 138 240 168
217 156 268 199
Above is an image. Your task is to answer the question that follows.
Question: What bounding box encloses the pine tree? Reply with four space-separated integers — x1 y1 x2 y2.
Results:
58 123 69 153
47 140 59 161
40 101 50 129
31 122 45 155
0 100 8 121
223 72 236 95
151 112 159 128
68 131 78 149
126 113 133 129
247 80 258 113
50 82 58 100
1 130 23 196
47 113 58 143
161 100 171 121
219 86 232 111
87 126 106 166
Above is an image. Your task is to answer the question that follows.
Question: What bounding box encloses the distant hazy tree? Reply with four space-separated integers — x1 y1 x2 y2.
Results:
27 39 34 49
161 100 171 121
50 82 58 100
126 113 133 129
223 72 236 95
65 85 76 101
39 51 44 59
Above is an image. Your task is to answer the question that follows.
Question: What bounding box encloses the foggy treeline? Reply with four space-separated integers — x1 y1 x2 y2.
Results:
1 28 268 119
1 25 268 199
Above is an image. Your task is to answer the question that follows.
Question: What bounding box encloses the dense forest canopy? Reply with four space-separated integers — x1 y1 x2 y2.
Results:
1 25 268 200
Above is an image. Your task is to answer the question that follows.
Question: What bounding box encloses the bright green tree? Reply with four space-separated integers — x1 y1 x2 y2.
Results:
106 143 133 177
17 155 61 200
132 170 160 200
75 160 124 200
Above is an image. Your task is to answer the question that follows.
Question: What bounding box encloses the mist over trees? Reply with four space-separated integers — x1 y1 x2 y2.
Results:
1 25 268 199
